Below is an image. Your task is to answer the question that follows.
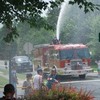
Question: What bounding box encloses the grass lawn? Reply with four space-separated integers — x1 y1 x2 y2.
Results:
0 76 8 88
0 69 8 75
0 68 26 80
17 73 26 80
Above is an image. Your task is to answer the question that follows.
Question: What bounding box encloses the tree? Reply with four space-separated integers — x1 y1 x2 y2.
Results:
0 0 99 42
47 7 60 30
0 27 17 59
16 22 55 54
53 0 100 61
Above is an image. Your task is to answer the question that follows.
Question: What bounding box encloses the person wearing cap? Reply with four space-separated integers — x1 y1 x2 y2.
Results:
33 68 43 90
46 67 59 89
0 84 16 100
22 73 33 97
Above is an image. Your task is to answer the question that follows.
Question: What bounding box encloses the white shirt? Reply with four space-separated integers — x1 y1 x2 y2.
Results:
33 74 42 90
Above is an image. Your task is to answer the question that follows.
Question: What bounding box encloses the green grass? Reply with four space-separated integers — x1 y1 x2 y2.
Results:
0 69 8 75
17 73 26 80
0 76 8 88
0 68 26 80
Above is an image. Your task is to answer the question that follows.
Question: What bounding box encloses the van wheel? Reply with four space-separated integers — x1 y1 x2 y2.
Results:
79 74 86 79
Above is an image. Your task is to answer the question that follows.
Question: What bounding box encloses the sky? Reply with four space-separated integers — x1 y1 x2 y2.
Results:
0 23 3 28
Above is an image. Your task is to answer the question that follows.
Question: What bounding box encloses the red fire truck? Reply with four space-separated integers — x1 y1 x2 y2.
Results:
33 44 92 79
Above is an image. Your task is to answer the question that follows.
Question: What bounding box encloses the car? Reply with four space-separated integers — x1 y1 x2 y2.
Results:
11 56 33 73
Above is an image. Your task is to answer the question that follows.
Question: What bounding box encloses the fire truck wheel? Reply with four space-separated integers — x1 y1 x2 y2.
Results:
79 74 86 79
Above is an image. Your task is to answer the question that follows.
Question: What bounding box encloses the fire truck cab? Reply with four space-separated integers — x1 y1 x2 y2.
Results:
33 44 92 79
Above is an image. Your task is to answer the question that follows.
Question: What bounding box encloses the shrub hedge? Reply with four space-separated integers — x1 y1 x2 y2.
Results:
20 84 94 100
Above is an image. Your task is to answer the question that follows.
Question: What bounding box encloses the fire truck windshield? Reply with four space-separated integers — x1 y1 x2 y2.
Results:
59 48 90 60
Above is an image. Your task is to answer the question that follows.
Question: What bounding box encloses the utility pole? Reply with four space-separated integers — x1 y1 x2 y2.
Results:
9 58 12 83
7 43 12 83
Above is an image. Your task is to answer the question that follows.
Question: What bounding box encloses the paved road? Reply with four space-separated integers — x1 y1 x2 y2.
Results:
61 79 100 100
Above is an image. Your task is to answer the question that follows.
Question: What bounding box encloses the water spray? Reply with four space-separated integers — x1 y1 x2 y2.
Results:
56 0 70 40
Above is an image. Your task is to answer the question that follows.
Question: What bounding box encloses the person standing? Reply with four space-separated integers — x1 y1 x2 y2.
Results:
46 67 59 89
33 68 43 90
11 66 18 98
22 73 33 97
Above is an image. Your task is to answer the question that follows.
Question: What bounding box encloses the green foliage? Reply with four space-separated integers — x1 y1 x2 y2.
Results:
47 7 60 30
52 0 100 60
0 0 100 60
85 15 100 60
0 0 99 42
15 22 55 54
3 27 19 42
69 0 100 13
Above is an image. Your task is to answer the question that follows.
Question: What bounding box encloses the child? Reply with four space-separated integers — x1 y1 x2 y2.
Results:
0 84 16 100
22 73 33 97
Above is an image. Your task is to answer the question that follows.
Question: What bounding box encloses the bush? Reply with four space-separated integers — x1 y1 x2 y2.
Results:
20 84 94 100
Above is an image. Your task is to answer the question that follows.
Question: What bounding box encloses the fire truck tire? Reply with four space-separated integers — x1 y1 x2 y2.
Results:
79 74 86 79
